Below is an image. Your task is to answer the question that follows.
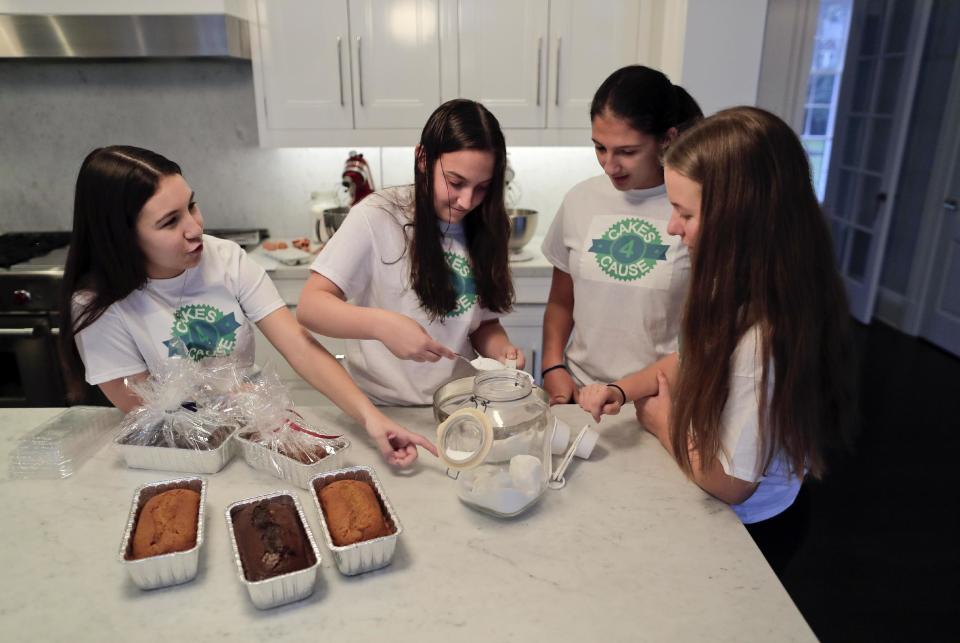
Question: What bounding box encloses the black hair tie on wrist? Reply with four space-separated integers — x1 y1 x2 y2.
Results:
541 364 569 378
607 383 627 405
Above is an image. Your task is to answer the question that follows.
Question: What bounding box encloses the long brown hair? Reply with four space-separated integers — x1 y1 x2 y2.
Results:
59 146 182 401
663 107 856 479
406 99 514 320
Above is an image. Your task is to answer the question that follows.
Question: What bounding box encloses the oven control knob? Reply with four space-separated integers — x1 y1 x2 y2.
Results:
12 289 31 305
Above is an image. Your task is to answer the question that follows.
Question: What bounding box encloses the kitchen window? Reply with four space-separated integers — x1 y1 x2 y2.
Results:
801 0 853 201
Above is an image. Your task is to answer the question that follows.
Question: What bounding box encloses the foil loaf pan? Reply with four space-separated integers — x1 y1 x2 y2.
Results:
235 432 350 490
119 476 207 590
225 491 321 609
310 465 402 576
114 428 236 474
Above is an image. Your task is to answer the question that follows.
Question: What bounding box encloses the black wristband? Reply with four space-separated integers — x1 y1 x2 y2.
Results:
541 364 569 378
607 383 627 405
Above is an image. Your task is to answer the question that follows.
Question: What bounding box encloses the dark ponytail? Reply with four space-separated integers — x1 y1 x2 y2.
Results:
590 65 703 138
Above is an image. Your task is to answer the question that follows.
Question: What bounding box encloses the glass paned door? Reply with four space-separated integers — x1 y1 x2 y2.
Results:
801 0 853 200
823 0 931 323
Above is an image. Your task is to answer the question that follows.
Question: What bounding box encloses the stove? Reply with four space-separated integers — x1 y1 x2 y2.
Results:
0 232 77 406
0 231 71 269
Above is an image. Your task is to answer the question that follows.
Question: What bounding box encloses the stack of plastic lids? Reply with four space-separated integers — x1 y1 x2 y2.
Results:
9 406 123 479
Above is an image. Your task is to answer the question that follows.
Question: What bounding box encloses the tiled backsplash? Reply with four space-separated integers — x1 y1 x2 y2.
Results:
0 60 602 243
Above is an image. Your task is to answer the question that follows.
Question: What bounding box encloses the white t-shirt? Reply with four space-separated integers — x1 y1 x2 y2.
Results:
310 186 501 406
541 175 690 384
717 326 804 524
75 234 285 385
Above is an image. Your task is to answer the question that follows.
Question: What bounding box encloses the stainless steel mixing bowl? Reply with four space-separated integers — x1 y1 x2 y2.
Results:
316 206 350 242
507 208 538 251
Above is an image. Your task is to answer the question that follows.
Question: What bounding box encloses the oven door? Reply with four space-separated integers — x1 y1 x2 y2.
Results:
0 315 67 407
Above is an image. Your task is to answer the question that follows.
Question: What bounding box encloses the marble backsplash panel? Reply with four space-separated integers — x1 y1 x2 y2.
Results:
0 60 601 241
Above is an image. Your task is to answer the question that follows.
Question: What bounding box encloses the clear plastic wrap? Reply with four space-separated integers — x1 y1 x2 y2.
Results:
114 356 241 473
233 371 349 489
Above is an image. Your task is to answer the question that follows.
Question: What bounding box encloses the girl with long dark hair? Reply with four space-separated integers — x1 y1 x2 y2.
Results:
579 107 856 530
60 146 436 466
540 65 702 405
297 99 522 405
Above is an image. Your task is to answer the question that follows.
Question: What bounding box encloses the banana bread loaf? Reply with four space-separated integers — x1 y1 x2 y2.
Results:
131 488 201 559
318 480 390 546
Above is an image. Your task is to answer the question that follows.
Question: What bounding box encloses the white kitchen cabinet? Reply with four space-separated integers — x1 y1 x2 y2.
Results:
455 0 641 131
546 0 642 129
348 0 442 129
251 0 690 145
500 304 546 383
457 0 549 128
256 0 352 130
253 0 447 144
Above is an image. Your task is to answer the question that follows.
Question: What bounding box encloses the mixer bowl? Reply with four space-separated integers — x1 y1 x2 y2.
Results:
316 206 350 242
507 208 537 251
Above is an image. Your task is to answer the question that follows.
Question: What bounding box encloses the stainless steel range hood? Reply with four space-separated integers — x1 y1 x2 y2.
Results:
0 14 250 59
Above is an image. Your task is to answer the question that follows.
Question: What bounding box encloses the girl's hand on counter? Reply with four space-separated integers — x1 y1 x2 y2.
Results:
543 368 578 406
578 384 622 423
378 311 456 362
365 412 439 467
498 344 526 370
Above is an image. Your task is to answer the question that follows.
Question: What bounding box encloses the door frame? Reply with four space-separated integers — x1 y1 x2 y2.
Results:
907 45 960 336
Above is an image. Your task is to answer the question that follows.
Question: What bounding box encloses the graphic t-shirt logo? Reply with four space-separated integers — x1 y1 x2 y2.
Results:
164 304 242 360
588 217 669 282
445 251 478 318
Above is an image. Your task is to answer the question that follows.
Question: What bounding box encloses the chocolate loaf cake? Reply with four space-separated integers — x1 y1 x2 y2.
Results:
232 497 314 581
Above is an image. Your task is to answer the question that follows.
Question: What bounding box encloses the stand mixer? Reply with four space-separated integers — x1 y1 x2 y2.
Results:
313 151 376 244
505 157 537 262
342 150 374 206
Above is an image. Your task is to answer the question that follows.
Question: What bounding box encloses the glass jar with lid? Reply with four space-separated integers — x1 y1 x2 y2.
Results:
434 369 552 517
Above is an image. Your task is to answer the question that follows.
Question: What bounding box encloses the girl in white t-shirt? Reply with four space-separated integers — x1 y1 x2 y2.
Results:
540 66 702 404
60 146 436 467
578 108 856 545
297 99 524 405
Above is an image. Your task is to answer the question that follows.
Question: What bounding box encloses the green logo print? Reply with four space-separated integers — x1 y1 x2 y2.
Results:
588 217 669 282
445 251 478 318
164 304 242 360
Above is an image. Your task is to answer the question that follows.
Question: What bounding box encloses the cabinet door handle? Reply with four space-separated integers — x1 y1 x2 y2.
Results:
0 327 58 337
337 36 344 106
555 37 562 106
945 198 958 212
536 37 543 106
0 328 36 337
356 36 364 107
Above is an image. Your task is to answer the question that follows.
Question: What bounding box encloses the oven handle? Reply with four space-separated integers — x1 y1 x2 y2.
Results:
0 327 59 337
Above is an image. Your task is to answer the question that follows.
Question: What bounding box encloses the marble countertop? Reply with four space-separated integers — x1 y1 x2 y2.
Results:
0 405 814 642
249 240 553 280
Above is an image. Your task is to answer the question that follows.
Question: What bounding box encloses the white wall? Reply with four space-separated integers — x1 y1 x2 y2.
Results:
678 0 769 115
